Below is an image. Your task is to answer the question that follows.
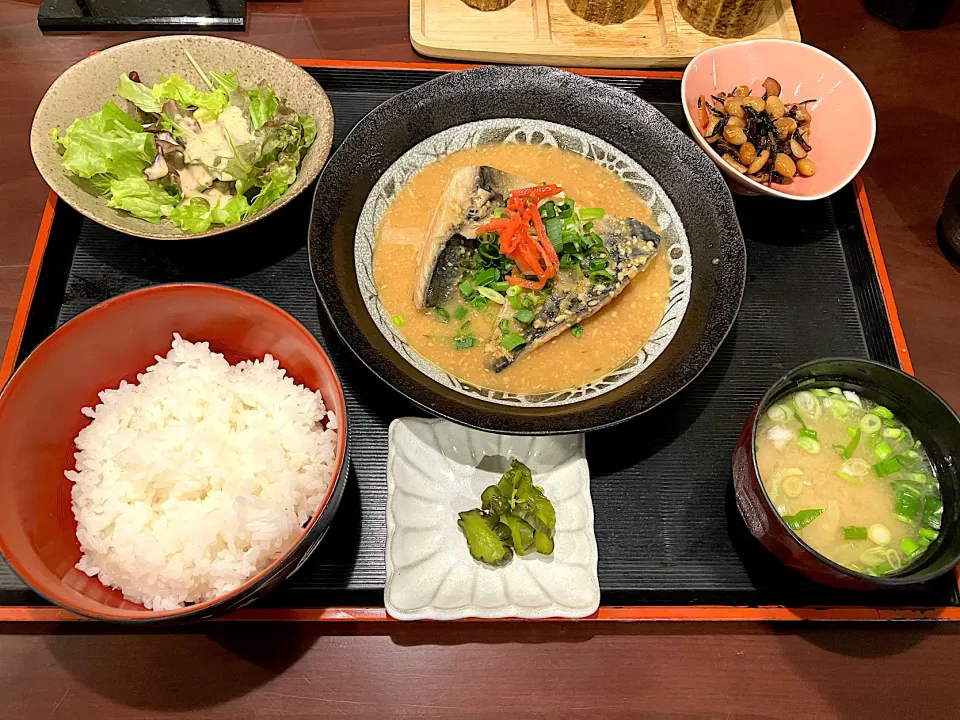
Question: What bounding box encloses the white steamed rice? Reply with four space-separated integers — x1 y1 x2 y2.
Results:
67 334 339 611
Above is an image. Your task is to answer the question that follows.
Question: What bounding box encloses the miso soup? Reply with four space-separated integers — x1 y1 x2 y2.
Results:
756 387 942 577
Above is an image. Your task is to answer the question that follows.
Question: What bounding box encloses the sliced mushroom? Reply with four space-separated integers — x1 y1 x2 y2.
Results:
790 104 812 124
762 77 782 98
143 152 169 181
789 134 808 159
704 114 725 143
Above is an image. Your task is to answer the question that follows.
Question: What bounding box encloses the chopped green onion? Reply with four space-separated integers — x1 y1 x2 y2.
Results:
514 308 535 324
836 469 858 484
799 427 819 441
794 391 821 421
874 440 894 461
841 458 871 477
501 333 526 352
571 323 584 339
454 335 478 350
868 523 892 545
866 561 894 576
843 526 868 540
842 428 861 459
766 405 789 423
860 413 882 434
453 306 468 321
922 497 943 530
476 286 506 304
873 456 901 477
886 548 903 570
391 315 405 327
434 307 450 323
901 537 922 556
539 201 556 218
919 527 939 541
474 268 499 287
498 319 510 334
471 296 488 311
873 405 894 420
832 444 846 456
459 280 475 297
544 217 564 250
491 281 509 292
847 426 859 438
893 486 922 522
578 207 605 220
797 436 821 454
882 427 904 440
826 398 850 418
860 546 889 567
781 508 823 532
492 207 508 218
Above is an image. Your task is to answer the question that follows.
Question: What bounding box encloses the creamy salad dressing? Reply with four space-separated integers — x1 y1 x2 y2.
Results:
182 106 253 168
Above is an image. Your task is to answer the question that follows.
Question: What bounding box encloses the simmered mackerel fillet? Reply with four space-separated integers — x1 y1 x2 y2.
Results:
485 216 661 373
413 166 532 309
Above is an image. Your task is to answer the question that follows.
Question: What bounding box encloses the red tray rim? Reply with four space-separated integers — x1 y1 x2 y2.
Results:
0 59 945 623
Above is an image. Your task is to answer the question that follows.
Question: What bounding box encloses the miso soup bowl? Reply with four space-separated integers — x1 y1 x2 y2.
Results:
732 358 960 589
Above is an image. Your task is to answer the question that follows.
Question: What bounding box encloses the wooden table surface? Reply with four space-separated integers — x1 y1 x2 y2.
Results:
2 0 960 717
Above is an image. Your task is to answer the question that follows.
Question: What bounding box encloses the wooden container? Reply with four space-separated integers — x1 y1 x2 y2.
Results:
563 0 646 24
410 0 802 68
461 0 516 9
676 0 770 38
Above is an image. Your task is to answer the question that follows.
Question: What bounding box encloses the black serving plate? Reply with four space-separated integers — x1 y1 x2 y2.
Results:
308 65 747 435
1 65 955 613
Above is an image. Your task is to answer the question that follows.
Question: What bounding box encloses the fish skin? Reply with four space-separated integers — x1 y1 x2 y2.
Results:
413 166 532 309
484 216 662 373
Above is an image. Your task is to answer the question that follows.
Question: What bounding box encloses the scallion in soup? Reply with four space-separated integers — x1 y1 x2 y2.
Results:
756 387 942 577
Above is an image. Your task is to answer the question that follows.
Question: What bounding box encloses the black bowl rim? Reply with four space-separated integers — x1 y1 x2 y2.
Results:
0 282 352 624
307 64 746 435
748 356 960 587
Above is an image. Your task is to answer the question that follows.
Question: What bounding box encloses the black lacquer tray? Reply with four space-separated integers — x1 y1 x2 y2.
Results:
2 62 954 622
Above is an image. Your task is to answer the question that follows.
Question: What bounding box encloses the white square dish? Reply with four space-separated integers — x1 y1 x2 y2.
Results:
385 418 599 620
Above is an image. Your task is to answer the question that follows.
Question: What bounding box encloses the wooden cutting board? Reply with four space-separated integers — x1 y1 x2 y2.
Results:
410 0 801 68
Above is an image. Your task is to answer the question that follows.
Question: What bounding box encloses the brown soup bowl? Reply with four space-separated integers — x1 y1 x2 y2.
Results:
0 284 349 623
732 358 960 589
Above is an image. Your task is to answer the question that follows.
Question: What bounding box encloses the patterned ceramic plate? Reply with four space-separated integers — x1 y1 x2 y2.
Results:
385 418 599 620
355 119 691 408
309 65 745 434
